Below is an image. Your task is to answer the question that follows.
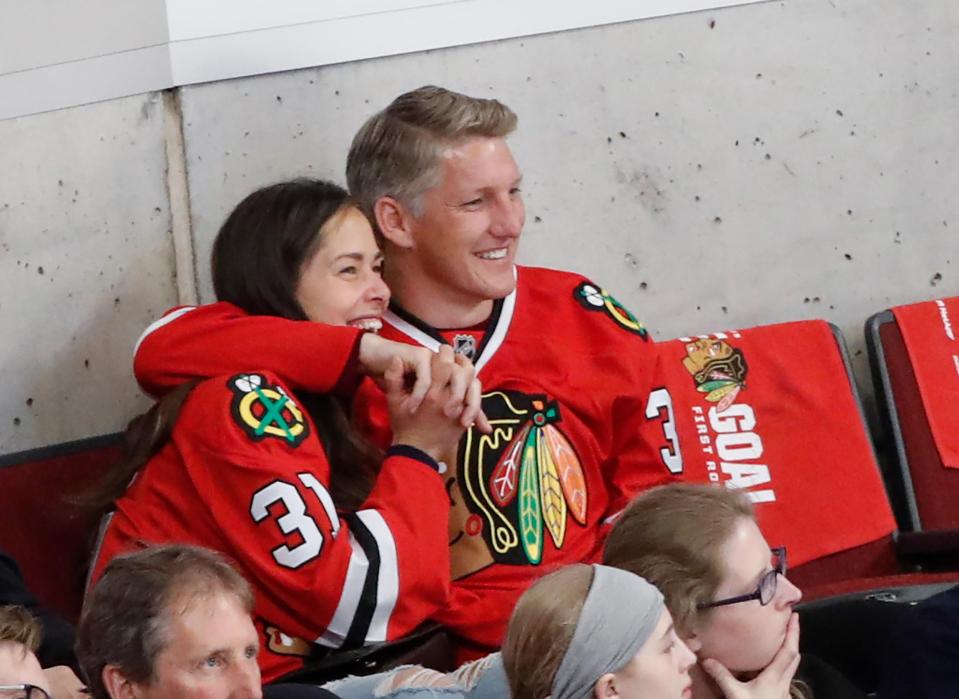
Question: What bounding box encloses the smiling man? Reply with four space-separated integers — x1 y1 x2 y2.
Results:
133 86 674 665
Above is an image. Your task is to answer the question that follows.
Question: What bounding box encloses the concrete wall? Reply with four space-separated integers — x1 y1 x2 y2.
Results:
0 93 177 453
1 0 957 452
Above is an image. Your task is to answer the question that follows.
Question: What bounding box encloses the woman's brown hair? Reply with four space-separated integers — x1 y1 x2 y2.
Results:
500 564 594 699
86 179 380 512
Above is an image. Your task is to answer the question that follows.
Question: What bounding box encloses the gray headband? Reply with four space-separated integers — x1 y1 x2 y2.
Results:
551 564 665 699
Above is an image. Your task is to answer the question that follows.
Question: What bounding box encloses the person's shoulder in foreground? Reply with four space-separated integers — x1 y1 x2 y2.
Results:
878 584 959 699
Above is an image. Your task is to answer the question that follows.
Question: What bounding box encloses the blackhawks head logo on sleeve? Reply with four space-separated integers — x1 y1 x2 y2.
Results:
451 390 588 573
573 281 648 339
228 373 309 447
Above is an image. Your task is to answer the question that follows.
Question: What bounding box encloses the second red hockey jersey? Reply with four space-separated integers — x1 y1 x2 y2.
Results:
90 371 450 683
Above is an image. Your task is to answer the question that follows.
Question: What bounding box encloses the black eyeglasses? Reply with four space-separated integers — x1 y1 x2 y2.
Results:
697 546 787 610
0 685 52 699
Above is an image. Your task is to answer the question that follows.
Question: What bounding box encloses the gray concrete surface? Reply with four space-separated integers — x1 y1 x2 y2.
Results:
177 0 958 409
0 93 176 452
1 0 957 452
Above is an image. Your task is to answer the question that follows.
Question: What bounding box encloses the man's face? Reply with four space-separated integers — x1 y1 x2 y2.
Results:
132 592 262 699
0 641 50 693
405 136 525 311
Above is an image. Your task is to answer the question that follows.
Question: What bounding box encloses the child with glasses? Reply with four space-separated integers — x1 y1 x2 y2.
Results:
0 606 52 699
604 483 864 699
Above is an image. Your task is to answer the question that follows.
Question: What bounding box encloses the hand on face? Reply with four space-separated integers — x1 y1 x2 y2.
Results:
43 665 87 698
385 345 491 461
699 612 800 699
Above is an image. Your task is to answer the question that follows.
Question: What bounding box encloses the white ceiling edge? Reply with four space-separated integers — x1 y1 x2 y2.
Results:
2 0 771 122
0 45 172 122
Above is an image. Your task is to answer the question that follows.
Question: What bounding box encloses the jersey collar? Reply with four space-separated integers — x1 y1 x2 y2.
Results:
383 267 518 373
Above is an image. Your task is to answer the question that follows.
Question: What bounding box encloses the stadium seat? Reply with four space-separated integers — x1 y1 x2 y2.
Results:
0 434 121 622
657 320 900 589
866 298 959 542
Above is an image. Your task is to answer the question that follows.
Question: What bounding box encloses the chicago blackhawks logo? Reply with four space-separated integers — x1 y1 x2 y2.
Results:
681 338 749 412
229 374 309 447
573 281 648 339
458 391 587 566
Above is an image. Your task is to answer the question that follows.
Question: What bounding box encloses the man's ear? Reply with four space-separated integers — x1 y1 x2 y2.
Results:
102 664 141 699
593 672 619 698
373 196 415 249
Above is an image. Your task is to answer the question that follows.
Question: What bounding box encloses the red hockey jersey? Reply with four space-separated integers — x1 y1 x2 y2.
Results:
90 371 450 683
132 266 675 654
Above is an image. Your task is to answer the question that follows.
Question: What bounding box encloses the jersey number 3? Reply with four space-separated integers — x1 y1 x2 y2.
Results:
645 387 683 474
250 473 339 569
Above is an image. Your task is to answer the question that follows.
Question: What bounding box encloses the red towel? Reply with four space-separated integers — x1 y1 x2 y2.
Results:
892 297 959 469
658 320 895 567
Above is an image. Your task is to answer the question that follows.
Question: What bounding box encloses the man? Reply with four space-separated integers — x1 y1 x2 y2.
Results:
133 86 672 662
76 544 337 699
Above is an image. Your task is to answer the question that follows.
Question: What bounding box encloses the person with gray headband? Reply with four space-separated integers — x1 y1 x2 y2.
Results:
322 564 693 699
503 564 695 699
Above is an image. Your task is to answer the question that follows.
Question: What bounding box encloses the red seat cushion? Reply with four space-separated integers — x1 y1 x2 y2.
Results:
0 436 120 622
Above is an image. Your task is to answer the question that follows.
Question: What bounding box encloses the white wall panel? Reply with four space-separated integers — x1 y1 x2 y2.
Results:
0 0 168 74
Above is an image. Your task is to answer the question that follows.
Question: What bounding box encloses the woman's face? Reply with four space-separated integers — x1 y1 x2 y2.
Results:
690 517 802 672
601 609 696 699
295 207 390 329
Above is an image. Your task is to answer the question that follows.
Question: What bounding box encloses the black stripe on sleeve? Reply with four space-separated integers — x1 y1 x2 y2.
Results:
341 513 381 649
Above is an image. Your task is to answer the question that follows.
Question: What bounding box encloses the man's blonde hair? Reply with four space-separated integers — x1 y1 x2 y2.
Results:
0 606 41 653
346 85 517 221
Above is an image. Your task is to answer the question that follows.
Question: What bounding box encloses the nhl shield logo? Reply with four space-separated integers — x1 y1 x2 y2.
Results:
452 334 477 360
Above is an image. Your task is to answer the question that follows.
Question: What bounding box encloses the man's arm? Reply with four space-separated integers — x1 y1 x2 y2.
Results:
133 303 363 397
602 326 679 524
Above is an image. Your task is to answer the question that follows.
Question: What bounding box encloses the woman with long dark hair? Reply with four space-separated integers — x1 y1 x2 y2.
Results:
88 179 484 684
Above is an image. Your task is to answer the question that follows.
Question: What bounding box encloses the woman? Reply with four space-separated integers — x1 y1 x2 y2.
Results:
502 563 696 699
323 564 695 699
88 179 484 684
603 483 864 699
